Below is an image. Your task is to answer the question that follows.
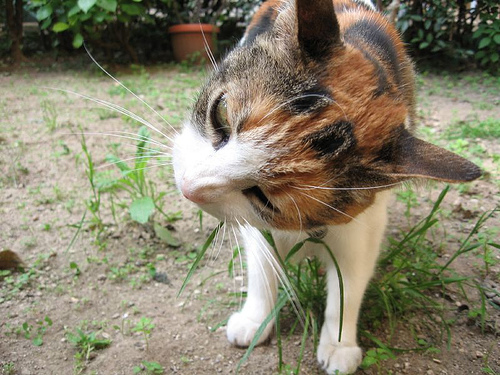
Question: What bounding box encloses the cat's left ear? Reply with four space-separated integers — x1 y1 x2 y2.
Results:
384 128 482 182
295 0 342 59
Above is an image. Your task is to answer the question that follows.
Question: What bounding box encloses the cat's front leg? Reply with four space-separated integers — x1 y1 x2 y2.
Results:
226 225 279 347
317 193 389 374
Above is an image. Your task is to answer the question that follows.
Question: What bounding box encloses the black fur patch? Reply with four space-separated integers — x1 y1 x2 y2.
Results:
243 7 276 46
296 0 341 60
304 120 355 157
374 124 405 164
288 87 333 114
344 19 401 86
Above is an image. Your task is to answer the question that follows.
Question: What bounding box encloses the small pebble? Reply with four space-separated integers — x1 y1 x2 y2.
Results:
476 351 483 358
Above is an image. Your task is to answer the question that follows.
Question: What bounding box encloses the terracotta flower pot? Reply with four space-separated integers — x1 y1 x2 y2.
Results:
168 23 219 64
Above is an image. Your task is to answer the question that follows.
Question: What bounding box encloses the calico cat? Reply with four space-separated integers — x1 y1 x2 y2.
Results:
172 0 481 373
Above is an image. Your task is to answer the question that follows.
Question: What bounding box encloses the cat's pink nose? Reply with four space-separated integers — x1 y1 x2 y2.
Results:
180 178 209 205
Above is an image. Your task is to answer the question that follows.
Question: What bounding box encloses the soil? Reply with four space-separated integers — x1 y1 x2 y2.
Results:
0 65 499 375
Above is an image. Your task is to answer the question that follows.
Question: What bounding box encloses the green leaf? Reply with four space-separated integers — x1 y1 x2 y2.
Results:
105 154 131 173
130 197 155 224
73 33 84 49
494 34 500 45
32 337 43 346
153 223 180 247
419 41 429 49
40 17 52 30
98 0 117 12
53 22 70 32
491 53 499 63
121 3 144 15
178 222 224 297
78 0 97 13
36 5 53 21
478 37 491 49
68 4 81 17
93 12 107 22
361 355 378 369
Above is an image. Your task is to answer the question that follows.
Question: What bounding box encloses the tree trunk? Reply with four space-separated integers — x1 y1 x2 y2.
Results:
5 0 27 64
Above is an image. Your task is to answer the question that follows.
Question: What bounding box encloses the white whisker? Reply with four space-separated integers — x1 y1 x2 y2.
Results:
284 191 304 241
46 87 175 143
84 44 179 136
297 191 368 228
230 223 245 309
200 22 218 70
241 218 306 324
294 181 402 191
120 162 173 174
95 154 171 170
69 132 172 151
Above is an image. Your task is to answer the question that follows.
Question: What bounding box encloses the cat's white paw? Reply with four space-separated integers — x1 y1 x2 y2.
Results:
226 312 273 347
317 342 362 374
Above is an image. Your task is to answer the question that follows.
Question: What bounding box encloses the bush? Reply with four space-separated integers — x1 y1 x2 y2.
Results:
389 0 499 71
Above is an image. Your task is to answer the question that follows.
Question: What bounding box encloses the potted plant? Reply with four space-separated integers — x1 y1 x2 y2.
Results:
167 0 228 64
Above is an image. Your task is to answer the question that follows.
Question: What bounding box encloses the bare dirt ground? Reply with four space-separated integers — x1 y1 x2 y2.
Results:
0 64 499 375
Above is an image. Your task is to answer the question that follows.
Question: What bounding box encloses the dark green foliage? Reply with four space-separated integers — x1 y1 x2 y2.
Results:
390 0 499 71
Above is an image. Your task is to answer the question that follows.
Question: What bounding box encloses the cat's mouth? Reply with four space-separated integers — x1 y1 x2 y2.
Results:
242 186 277 212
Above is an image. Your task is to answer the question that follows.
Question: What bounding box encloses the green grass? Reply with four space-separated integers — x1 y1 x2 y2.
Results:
66 323 111 374
446 117 500 140
182 186 498 374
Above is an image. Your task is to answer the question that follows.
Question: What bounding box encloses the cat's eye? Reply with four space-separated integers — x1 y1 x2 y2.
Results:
211 94 231 148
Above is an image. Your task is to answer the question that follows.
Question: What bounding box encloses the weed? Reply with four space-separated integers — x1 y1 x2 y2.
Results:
1 362 15 375
132 317 155 351
396 188 419 221
66 326 111 374
360 348 393 373
70 261 81 277
133 361 164 374
17 316 53 346
40 99 58 132
191 187 497 373
79 131 104 235
96 126 177 224
446 117 500 140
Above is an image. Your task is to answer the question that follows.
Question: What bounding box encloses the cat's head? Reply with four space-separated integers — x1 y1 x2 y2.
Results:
173 0 481 231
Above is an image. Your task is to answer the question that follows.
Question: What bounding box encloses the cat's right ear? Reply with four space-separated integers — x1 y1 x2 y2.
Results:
296 0 342 60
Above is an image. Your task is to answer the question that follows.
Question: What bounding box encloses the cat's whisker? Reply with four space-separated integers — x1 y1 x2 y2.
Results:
83 44 179 136
47 87 176 143
284 191 304 240
241 218 306 324
95 154 171 170
119 162 173 174
213 220 228 262
229 223 245 310
227 223 240 309
199 22 218 71
109 143 172 157
207 219 222 264
297 191 368 228
69 131 172 151
294 181 403 191
98 130 174 150
237 219 276 320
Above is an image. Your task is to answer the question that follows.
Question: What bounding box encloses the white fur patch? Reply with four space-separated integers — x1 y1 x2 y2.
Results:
172 121 273 226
